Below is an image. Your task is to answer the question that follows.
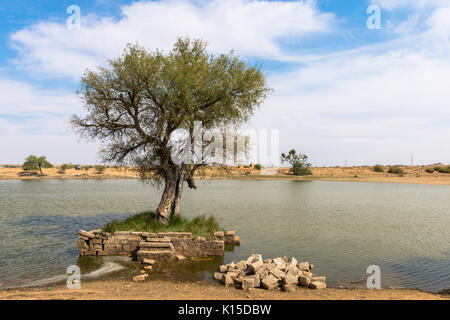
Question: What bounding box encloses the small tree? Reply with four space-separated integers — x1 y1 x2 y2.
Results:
22 155 53 175
281 149 312 176
388 166 404 174
373 164 384 172
94 165 106 174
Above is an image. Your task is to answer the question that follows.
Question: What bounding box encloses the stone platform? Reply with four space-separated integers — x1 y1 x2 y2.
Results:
77 229 240 261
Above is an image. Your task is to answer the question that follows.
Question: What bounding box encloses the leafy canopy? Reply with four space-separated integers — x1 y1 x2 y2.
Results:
72 37 270 180
22 155 53 171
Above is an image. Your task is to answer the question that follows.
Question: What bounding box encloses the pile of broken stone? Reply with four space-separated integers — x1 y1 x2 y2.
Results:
214 254 326 292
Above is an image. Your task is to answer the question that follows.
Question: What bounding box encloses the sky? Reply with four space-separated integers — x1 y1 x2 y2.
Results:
0 0 449 166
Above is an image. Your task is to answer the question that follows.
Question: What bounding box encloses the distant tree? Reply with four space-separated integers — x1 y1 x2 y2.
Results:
373 164 384 172
281 149 312 176
94 165 106 173
22 155 53 175
72 37 270 224
387 166 404 175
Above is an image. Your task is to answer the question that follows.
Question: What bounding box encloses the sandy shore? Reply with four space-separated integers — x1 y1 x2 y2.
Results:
0 279 447 300
1 165 450 185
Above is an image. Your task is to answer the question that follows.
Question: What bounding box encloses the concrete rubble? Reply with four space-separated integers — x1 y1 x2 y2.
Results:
214 254 326 291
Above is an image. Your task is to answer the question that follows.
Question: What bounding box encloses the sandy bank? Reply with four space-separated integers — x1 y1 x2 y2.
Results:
2 166 450 186
0 279 447 300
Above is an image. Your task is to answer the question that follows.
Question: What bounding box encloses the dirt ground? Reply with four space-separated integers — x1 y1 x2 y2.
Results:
0 280 447 300
1 165 450 186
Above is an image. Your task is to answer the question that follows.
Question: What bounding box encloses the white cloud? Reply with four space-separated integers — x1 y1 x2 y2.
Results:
0 79 79 117
10 0 334 79
0 79 100 164
251 4 450 165
372 0 449 10
2 0 450 165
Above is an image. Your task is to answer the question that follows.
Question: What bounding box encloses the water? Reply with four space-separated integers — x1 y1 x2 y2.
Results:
0 179 449 292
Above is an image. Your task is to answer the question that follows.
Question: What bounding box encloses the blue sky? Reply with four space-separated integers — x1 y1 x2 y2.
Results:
0 0 449 166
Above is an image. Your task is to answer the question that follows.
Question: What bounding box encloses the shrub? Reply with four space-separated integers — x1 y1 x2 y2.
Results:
292 162 312 176
254 164 262 170
94 165 106 173
438 167 450 174
433 167 442 172
373 164 384 172
102 212 220 239
425 168 434 174
388 166 404 174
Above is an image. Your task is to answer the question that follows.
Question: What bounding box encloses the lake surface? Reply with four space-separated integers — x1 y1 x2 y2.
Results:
0 179 449 292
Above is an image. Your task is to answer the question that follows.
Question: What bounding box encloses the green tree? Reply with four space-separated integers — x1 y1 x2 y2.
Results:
373 164 384 172
281 149 312 176
22 155 53 175
72 37 270 224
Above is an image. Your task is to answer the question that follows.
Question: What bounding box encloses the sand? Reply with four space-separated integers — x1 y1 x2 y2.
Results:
0 279 447 300
1 165 450 186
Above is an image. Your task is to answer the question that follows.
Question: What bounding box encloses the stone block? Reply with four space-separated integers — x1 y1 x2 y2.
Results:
219 265 228 273
242 278 255 291
247 274 260 288
236 260 247 272
222 274 234 286
142 258 156 265
114 231 131 236
309 281 326 289
250 260 264 273
214 272 223 281
281 284 296 292
298 275 311 287
213 231 224 239
311 276 326 282
261 274 279 290
157 232 192 238
297 261 310 271
282 269 299 285
225 230 235 237
270 268 285 280
78 230 95 239
132 274 148 282
272 257 286 269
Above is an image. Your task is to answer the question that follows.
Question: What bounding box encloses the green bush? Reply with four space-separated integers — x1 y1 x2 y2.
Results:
292 162 312 176
94 165 106 173
102 212 220 239
438 167 450 174
373 164 384 172
433 167 442 172
425 168 434 174
388 166 404 174
254 164 262 170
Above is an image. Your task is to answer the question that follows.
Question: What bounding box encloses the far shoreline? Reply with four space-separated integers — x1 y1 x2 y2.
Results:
1 169 450 186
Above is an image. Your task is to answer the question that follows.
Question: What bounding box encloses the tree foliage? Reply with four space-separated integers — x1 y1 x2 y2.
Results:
22 155 53 175
281 149 312 176
71 37 270 224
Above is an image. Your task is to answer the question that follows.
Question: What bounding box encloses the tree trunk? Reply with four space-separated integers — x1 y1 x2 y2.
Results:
172 164 185 216
38 165 43 175
156 168 177 225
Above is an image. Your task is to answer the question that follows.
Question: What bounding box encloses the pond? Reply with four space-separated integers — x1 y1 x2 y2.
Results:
0 179 449 292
